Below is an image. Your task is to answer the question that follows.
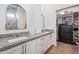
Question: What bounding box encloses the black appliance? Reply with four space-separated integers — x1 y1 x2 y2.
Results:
58 24 75 44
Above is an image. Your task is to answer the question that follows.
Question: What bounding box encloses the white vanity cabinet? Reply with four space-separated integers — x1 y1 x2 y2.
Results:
0 45 23 54
19 34 52 54
39 34 53 54
0 33 53 54
35 34 53 54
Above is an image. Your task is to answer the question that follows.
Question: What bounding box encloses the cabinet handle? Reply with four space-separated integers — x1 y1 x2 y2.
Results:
25 45 26 54
22 46 24 54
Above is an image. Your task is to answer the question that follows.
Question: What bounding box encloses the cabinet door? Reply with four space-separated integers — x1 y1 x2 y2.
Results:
35 37 47 54
49 34 53 47
40 37 46 53
0 45 23 54
35 38 41 54
45 34 51 51
26 40 36 54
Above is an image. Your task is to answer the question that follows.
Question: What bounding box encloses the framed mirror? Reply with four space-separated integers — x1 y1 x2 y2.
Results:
6 4 27 30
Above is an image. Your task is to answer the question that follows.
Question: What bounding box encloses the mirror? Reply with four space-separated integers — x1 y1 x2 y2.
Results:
6 4 27 30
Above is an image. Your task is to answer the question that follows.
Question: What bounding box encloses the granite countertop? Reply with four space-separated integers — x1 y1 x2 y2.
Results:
0 30 54 52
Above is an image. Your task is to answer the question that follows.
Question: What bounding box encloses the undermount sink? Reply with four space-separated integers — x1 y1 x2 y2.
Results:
8 37 29 43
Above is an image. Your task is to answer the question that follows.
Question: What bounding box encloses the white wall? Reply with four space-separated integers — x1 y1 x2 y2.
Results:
0 4 7 32
22 4 42 34
29 5 42 34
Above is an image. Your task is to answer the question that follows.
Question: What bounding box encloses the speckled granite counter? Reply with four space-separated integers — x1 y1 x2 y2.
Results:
0 30 54 52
